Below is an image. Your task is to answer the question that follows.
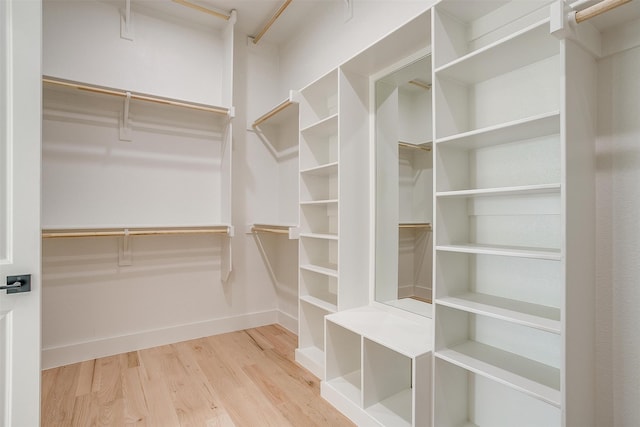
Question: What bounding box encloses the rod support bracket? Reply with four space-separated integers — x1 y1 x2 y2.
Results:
121 0 135 40
550 0 577 39
119 229 133 266
119 92 133 141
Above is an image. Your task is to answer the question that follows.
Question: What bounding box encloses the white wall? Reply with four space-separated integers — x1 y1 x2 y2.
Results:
596 18 640 426
278 0 434 95
41 3 283 368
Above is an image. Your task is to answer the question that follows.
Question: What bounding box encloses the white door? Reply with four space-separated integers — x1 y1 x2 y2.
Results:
0 0 42 425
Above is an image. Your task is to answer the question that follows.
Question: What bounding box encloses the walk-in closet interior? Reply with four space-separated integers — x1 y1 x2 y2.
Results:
21 0 640 425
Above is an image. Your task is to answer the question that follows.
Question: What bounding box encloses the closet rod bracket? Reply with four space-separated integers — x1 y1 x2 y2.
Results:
119 92 133 141
119 229 133 266
120 0 135 41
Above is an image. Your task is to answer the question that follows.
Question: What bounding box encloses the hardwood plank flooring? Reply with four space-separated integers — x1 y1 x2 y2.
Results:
41 325 354 427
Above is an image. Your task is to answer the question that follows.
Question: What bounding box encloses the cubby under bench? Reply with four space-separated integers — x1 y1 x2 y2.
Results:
322 306 432 427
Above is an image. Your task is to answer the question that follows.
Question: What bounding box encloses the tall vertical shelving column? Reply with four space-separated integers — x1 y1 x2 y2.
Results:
431 1 596 426
296 67 369 378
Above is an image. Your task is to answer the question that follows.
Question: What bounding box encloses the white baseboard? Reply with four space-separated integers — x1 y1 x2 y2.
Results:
277 310 298 335
42 310 279 369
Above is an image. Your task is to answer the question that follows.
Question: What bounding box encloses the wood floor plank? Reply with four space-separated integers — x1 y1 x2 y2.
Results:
41 325 355 427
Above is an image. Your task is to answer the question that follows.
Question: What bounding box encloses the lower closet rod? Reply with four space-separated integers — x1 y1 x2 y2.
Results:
42 228 229 239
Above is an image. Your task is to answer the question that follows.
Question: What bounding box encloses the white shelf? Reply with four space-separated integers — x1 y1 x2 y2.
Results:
435 111 560 150
436 293 560 334
300 113 339 136
299 199 339 206
436 341 561 407
299 232 339 241
326 306 432 358
436 183 561 199
300 263 338 278
300 295 337 313
434 20 557 84
436 244 561 261
365 388 412 427
300 162 339 176
326 371 361 405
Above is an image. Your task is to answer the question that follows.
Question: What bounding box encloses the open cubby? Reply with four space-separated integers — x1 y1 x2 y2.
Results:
299 117 339 170
325 322 362 406
299 236 338 276
300 268 338 312
299 70 339 130
434 357 561 427
300 171 338 203
296 299 331 378
435 304 561 406
300 203 338 237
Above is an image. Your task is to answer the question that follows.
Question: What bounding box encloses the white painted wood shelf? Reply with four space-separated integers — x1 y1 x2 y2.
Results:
434 20 557 84
436 294 561 334
435 341 561 407
300 113 339 136
436 183 561 199
435 244 561 260
300 162 339 176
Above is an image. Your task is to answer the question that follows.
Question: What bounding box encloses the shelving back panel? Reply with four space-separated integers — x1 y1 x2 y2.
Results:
43 0 232 107
42 86 228 228
299 70 339 130
435 53 560 139
299 236 338 272
434 358 561 427
436 133 560 192
433 1 553 69
435 252 561 308
300 204 338 236
436 194 561 249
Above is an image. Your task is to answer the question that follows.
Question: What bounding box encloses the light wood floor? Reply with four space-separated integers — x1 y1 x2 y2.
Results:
41 325 354 426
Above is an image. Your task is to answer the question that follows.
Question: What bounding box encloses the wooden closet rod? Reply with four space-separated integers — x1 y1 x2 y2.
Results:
399 223 432 230
42 227 230 239
172 0 231 20
251 226 290 235
252 0 292 44
398 142 432 152
575 0 631 23
43 78 230 115
408 80 432 90
252 100 294 127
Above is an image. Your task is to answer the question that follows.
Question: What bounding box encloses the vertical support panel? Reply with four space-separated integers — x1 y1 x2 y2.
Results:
562 38 597 427
0 0 8 263
374 81 399 303
221 10 236 109
0 312 10 425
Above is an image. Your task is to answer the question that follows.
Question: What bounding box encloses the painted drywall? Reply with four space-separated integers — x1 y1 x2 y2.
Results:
278 0 435 96
41 4 283 367
596 19 640 426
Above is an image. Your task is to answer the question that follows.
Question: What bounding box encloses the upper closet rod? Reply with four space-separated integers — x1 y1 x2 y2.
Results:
399 142 432 152
408 80 432 90
575 0 631 23
252 99 295 127
172 0 231 20
42 227 230 239
250 226 290 235
43 77 229 115
252 0 292 44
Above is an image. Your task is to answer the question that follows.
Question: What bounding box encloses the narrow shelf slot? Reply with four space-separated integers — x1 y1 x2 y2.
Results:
434 20 558 85
436 293 561 334
300 113 339 136
436 342 561 407
435 111 560 150
299 232 339 241
300 162 339 176
436 183 561 199
300 295 337 313
436 244 561 261
300 263 338 278
299 199 339 206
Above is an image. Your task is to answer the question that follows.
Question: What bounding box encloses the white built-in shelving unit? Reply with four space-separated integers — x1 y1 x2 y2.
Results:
432 1 596 426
